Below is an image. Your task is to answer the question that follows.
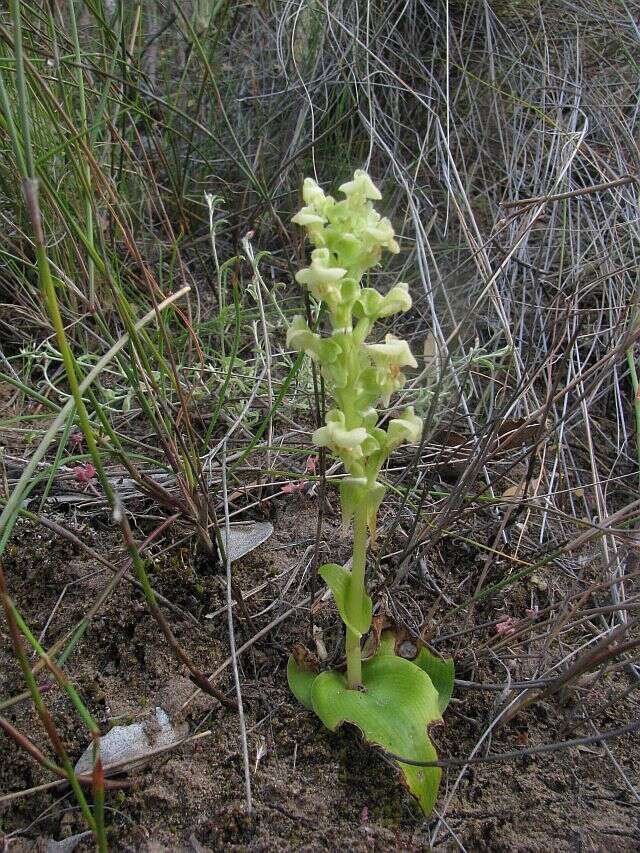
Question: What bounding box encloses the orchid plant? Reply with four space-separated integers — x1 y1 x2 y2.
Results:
287 170 454 814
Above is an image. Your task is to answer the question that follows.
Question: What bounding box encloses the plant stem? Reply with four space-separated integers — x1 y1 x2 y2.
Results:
346 628 362 689
346 504 368 689
626 348 640 489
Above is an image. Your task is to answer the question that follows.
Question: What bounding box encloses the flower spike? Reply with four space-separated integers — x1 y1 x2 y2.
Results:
287 170 451 820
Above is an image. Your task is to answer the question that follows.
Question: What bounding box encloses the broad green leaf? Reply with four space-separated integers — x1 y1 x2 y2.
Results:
311 654 442 815
412 646 455 714
287 654 317 710
319 562 372 637
373 629 454 714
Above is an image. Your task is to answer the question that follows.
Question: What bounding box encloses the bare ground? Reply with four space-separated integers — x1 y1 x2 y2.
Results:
1 499 639 852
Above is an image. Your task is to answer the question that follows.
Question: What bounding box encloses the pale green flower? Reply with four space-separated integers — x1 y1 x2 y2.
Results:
302 177 328 207
313 410 368 458
291 207 326 227
366 335 418 404
299 178 336 238
287 315 342 365
296 248 347 306
291 204 327 246
339 169 382 201
364 215 399 254
286 315 321 357
386 406 423 450
377 283 411 315
366 334 418 368
357 283 412 319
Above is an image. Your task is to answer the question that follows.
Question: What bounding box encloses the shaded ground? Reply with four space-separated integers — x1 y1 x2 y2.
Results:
1 502 639 852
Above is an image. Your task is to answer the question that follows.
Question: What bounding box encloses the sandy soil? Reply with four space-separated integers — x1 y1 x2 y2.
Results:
1 499 639 851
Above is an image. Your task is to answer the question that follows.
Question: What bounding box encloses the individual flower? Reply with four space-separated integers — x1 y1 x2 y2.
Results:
386 407 423 451
360 407 379 429
363 211 399 254
367 334 417 368
292 178 336 244
291 205 327 246
356 283 412 319
287 315 342 366
313 410 368 454
366 335 418 404
295 248 347 307
286 315 321 357
302 177 330 208
291 207 326 227
339 169 382 201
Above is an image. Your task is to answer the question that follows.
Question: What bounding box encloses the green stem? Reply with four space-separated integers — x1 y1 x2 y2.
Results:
0 579 97 838
346 504 368 689
68 0 96 308
345 628 362 689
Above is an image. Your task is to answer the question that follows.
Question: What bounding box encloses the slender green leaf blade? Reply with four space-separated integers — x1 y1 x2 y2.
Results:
319 562 372 637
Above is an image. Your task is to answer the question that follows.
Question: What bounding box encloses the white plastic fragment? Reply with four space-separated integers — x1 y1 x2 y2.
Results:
74 707 181 775
46 832 92 852
221 520 273 562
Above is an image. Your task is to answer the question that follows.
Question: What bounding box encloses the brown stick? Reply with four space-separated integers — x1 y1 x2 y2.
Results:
500 174 638 208
383 719 640 768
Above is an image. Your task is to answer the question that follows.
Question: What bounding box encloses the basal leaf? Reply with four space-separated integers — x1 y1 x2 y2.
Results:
287 654 317 711
319 562 372 637
311 654 442 814
374 629 455 714
412 646 455 715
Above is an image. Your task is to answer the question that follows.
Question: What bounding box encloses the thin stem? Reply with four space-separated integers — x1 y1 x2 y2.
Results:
0 570 97 838
345 628 362 689
68 0 96 308
221 441 253 813
625 349 640 490
346 504 368 689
